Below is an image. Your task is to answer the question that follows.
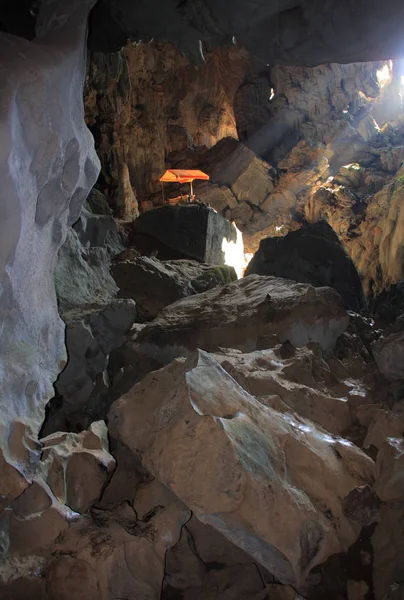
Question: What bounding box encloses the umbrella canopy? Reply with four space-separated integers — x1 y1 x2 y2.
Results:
159 169 210 184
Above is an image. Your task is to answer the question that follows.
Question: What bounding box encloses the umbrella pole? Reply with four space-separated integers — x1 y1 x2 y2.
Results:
190 180 193 199
161 182 165 203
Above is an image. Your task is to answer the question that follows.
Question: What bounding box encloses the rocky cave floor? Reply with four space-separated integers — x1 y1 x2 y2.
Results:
2 184 404 600
3 36 404 600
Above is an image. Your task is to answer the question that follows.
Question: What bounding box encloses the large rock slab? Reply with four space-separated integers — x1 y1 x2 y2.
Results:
132 203 237 264
211 345 366 435
202 137 275 227
109 349 375 587
133 275 349 357
112 255 236 321
245 221 365 312
0 0 99 508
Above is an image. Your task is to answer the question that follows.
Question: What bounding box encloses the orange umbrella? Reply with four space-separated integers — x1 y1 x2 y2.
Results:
159 169 209 200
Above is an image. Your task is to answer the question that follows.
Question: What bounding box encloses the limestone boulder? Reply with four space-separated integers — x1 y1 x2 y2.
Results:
85 188 113 215
43 299 136 434
210 344 370 435
39 421 116 514
206 137 273 198
132 275 349 364
334 164 365 189
112 255 237 321
193 181 238 213
245 221 365 312
109 350 375 586
131 203 238 264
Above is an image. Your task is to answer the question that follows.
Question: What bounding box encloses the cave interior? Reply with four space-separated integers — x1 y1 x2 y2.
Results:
1 1 404 599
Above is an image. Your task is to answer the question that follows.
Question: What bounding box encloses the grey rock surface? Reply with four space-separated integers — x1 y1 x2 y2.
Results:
42 299 137 435
132 204 237 264
246 221 365 312
112 255 237 321
0 0 99 508
85 188 113 215
73 207 124 256
55 229 118 314
133 274 349 357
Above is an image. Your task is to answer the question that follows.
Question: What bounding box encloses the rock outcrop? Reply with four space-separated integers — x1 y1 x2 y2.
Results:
1 477 189 600
0 0 99 509
210 345 369 436
112 255 236 321
109 349 375 587
131 203 238 264
246 221 365 312
132 275 349 358
43 299 137 435
55 228 118 313
163 515 274 599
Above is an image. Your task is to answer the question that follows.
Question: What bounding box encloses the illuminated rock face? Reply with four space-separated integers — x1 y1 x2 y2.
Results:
0 0 99 508
109 350 375 587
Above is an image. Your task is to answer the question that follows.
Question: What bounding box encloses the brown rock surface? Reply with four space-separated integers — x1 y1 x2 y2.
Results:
210 344 371 435
109 349 375 586
163 515 271 599
40 421 116 513
374 437 404 501
85 42 252 215
0 495 189 600
372 316 404 381
372 505 404 600
132 274 349 357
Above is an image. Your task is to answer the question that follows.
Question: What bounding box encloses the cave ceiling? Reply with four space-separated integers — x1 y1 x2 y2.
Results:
2 0 404 65
88 0 404 65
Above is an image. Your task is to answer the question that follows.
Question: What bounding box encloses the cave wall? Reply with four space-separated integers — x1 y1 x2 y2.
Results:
85 41 253 216
0 0 99 508
84 49 404 295
237 61 383 162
